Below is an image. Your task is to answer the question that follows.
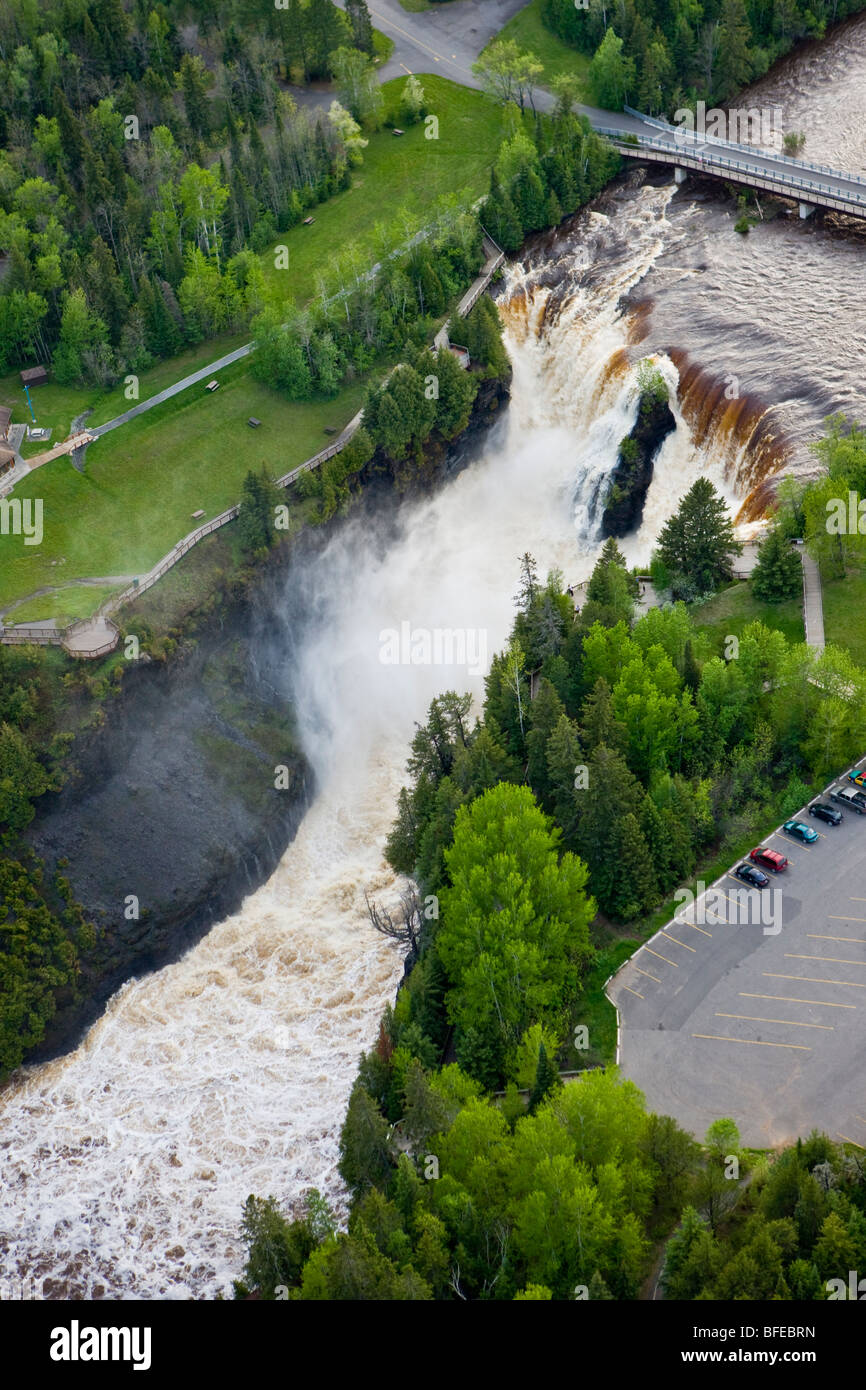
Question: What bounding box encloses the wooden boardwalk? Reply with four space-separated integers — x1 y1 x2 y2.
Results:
1 237 505 656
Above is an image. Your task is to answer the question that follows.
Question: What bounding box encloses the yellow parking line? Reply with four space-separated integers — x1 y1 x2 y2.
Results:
808 934 866 944
659 931 696 953
767 978 866 989
775 833 812 851
644 946 678 968
850 897 866 901
686 921 712 937
740 992 856 1009
763 973 865 988
837 1132 866 1149
692 1033 810 1051
829 915 866 923
633 966 661 984
716 1013 833 1030
786 953 866 966
856 1116 866 1126
622 984 644 999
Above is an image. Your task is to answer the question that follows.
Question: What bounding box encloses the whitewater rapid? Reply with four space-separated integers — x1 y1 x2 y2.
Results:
0 182 759 1300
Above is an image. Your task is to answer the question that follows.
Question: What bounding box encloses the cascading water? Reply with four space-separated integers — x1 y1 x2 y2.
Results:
5 10 866 1294
0 192 730 1299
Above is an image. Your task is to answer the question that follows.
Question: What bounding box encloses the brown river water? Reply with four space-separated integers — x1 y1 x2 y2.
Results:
1 14 866 1299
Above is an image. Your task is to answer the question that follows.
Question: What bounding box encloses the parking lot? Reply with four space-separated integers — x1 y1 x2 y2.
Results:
610 756 866 1149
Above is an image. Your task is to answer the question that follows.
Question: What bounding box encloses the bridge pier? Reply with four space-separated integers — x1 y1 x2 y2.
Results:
674 167 687 185
798 201 816 219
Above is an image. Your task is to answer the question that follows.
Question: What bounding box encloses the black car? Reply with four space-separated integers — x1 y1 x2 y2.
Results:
735 862 770 888
809 801 843 826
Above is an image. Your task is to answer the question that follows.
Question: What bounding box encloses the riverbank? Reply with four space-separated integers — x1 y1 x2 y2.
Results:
4 355 512 1074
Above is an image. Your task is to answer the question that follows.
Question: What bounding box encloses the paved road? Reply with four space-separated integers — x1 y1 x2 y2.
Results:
609 758 866 1148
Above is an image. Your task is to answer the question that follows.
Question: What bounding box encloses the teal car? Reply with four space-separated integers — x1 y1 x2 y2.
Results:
848 767 866 787
783 819 819 844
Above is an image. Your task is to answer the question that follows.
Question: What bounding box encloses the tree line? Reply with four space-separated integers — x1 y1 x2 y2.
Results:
233 434 866 1298
542 0 866 115
0 0 378 381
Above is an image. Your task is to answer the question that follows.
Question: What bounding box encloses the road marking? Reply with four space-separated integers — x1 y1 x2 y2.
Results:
622 984 644 999
686 921 712 937
849 897 866 902
775 834 812 851
369 7 469 74
741 992 856 1009
808 934 866 944
644 946 678 968
786 954 866 966
692 1033 810 1051
659 930 696 953
856 1116 866 1126
634 966 661 984
716 1012 833 1030
829 915 866 922
763 973 865 988
837 1132 866 1149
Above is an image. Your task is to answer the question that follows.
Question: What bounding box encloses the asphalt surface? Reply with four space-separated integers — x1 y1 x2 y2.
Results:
610 758 866 1149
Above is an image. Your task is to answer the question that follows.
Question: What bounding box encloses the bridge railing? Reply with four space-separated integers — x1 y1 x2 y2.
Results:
620 105 866 186
599 130 866 206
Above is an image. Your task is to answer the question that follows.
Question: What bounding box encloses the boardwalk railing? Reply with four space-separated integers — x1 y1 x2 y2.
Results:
0 618 119 658
96 236 504 620
2 231 506 644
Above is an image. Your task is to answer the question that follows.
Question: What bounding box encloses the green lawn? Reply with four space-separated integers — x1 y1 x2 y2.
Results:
259 75 507 306
373 29 395 60
821 566 866 666
0 77 508 625
0 333 249 450
483 0 591 93
689 581 805 651
6 586 123 625
0 364 368 615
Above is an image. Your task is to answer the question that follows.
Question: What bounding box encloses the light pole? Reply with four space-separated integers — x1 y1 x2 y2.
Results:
23 384 36 425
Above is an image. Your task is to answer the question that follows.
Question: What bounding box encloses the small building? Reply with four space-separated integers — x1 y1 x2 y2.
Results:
0 407 10 439
448 343 471 370
0 446 16 477
21 365 48 388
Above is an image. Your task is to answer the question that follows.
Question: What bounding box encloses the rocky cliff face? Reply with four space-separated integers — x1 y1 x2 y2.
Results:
18 368 512 1067
25 579 312 1063
601 395 676 537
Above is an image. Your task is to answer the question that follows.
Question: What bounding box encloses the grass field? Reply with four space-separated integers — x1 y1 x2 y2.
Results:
689 580 805 650
259 75 507 306
0 364 367 617
5 586 123 625
483 0 591 93
0 333 249 451
0 77 508 624
821 565 866 666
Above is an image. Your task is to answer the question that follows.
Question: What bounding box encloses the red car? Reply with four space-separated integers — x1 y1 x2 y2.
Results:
749 847 788 873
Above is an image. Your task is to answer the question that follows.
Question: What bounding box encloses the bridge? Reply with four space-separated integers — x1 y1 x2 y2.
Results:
595 109 866 221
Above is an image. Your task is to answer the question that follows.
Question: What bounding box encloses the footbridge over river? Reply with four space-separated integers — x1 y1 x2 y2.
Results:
595 108 866 221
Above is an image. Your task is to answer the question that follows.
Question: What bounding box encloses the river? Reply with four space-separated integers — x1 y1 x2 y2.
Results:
3 15 866 1299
